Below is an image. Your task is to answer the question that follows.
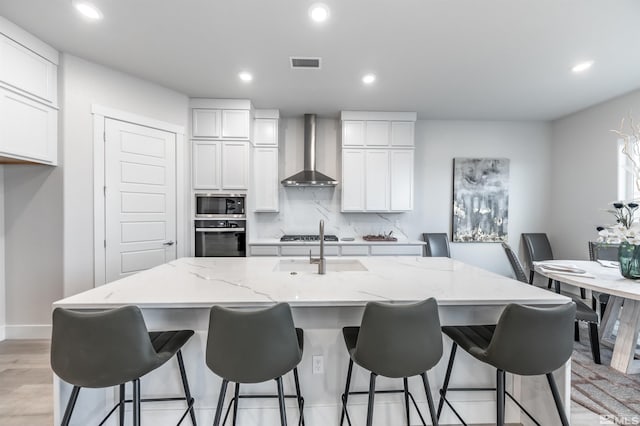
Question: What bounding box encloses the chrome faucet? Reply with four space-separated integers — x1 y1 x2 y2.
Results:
309 219 326 274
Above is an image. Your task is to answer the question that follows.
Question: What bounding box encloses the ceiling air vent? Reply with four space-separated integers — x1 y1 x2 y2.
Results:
290 57 321 69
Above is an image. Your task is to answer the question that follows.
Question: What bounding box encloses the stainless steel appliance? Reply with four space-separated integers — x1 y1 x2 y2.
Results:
280 234 339 242
195 219 246 257
195 194 245 218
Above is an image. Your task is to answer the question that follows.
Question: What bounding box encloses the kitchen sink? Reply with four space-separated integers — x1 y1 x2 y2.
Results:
274 259 368 272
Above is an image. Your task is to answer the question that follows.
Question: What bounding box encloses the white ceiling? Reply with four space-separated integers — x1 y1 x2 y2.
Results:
1 0 639 120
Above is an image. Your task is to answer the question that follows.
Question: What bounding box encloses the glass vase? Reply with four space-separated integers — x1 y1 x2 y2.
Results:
618 241 640 279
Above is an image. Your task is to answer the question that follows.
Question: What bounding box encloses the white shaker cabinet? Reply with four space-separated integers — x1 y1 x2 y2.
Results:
342 121 365 147
191 106 250 140
390 150 414 211
341 149 366 211
365 150 390 211
222 110 250 139
0 88 57 164
365 121 390 147
192 141 221 189
253 118 278 146
252 147 279 211
221 141 249 190
192 141 249 190
390 122 415 147
192 109 221 138
0 18 59 165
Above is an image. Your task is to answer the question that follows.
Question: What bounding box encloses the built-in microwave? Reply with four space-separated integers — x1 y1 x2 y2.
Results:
195 194 245 218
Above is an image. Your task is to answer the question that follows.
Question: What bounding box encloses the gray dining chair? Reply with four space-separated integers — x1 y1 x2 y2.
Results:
340 298 442 426
588 241 619 314
422 233 451 257
51 306 196 426
206 303 304 426
502 242 601 364
521 233 569 292
438 302 576 426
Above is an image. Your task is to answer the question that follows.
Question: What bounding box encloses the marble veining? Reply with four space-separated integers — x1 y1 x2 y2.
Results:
54 257 570 309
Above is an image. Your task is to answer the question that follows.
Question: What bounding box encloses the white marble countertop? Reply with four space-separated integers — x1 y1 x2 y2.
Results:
249 238 426 245
54 257 569 309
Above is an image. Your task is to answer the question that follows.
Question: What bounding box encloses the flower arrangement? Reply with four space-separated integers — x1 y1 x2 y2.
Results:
612 114 640 193
598 201 640 244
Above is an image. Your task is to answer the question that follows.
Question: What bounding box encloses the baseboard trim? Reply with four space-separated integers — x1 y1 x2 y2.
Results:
0 325 5 341
5 324 51 339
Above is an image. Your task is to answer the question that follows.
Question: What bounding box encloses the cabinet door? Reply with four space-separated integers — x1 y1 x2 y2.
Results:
222 141 249 189
391 121 415 147
390 150 414 211
341 149 366 211
192 109 221 138
253 118 278 146
365 150 390 211
222 110 250 139
192 141 221 189
365 121 390 147
0 88 57 164
0 34 57 104
342 121 365 147
253 147 279 211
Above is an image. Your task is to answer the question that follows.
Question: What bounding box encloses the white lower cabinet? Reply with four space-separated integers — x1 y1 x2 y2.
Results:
192 140 249 190
280 245 340 257
248 243 424 256
0 87 57 164
252 147 279 211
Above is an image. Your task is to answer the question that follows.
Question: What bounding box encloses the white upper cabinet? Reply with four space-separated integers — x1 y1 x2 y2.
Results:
365 121 390 146
0 17 58 165
390 150 414 211
342 121 365 147
192 109 221 138
192 141 221 189
252 147 279 211
253 118 278 146
222 110 250 139
221 141 249 189
390 121 415 147
340 111 416 212
341 149 366 211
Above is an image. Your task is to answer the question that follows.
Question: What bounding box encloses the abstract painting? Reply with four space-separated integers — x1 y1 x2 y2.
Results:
452 158 509 242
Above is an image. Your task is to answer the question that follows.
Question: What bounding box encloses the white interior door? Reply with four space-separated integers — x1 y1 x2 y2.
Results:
105 118 176 283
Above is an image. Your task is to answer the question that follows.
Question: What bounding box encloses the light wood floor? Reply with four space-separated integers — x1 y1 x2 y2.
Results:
0 339 603 426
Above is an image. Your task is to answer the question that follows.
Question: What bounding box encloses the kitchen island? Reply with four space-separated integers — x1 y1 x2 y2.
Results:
53 256 571 425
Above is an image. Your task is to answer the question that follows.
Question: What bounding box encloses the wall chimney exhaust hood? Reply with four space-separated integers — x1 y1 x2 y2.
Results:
281 114 338 187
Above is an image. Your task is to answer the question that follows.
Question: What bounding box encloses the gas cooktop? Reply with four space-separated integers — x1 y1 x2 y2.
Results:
280 235 339 242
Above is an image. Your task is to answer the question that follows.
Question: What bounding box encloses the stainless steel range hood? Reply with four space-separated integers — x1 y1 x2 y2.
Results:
281 114 338 187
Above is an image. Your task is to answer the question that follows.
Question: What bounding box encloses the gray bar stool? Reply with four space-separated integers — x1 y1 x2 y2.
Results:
51 306 196 426
206 303 304 426
422 233 451 257
438 302 576 426
340 298 443 426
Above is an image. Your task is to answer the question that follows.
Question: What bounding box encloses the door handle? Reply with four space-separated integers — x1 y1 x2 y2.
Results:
163 241 175 246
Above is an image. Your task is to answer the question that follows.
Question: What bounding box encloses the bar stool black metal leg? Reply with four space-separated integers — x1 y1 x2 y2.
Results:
546 373 569 426
529 270 534 284
589 322 601 364
420 372 438 426
232 383 240 426
132 379 141 426
403 377 410 426
293 367 305 426
574 322 580 342
366 373 377 426
437 342 457 420
496 370 505 426
176 350 197 426
340 359 354 426
213 380 229 426
580 288 586 299
61 386 81 426
276 376 288 426
119 383 125 426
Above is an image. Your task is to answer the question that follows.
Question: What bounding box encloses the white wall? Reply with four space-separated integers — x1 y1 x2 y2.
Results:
252 117 552 276
61 54 189 298
550 88 640 259
0 165 4 340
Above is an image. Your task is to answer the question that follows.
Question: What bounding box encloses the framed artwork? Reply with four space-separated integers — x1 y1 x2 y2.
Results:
452 158 509 242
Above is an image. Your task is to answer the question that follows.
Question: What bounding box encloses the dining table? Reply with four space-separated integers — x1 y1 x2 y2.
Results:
535 259 640 374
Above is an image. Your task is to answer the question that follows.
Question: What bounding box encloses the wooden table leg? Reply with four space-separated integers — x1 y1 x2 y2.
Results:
610 298 640 374
600 296 623 346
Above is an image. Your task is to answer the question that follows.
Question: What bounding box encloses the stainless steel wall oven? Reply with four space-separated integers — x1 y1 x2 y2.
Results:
194 194 246 257
195 193 245 218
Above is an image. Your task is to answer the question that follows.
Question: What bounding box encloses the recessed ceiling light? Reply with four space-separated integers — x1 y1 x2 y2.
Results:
72 1 103 20
362 74 376 85
239 72 253 82
572 60 594 74
309 3 330 23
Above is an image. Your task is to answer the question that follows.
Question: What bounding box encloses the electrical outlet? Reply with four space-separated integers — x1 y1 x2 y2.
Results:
312 355 324 374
